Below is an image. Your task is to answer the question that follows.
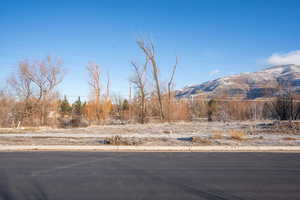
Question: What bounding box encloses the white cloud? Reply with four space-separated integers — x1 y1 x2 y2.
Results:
209 69 220 76
267 50 300 65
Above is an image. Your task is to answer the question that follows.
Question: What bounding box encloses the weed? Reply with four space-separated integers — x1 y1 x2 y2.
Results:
210 130 224 139
282 137 297 141
104 136 140 145
228 130 247 140
191 137 212 144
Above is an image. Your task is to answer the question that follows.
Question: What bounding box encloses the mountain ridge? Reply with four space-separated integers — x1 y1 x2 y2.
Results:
176 64 300 99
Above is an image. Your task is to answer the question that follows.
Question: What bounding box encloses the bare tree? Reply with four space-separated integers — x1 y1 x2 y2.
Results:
30 56 64 125
8 63 33 101
137 39 165 120
130 58 148 123
8 56 65 126
166 56 178 121
0 90 15 127
87 62 101 122
87 62 101 104
168 56 178 101
106 72 110 101
267 89 300 122
102 72 112 121
86 63 112 123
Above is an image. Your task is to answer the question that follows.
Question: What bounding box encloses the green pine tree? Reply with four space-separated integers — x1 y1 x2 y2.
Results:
122 99 129 111
59 95 72 115
72 96 86 116
207 99 217 121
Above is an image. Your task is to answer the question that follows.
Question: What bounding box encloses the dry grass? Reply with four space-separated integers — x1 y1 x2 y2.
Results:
162 130 173 134
104 135 141 145
0 127 40 134
191 137 212 144
282 137 297 141
106 135 123 145
210 130 224 139
228 130 247 140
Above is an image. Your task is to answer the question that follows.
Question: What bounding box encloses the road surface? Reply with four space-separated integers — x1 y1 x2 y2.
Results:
0 152 299 200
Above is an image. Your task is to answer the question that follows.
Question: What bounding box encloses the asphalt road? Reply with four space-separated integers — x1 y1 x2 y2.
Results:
0 152 299 200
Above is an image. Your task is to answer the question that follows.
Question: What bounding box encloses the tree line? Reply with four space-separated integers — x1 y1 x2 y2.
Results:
1 40 300 128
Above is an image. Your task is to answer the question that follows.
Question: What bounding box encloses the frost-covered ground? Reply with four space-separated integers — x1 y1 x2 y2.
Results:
0 121 300 146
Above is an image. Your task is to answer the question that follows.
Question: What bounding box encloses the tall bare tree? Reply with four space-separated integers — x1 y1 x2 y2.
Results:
86 62 101 121
166 56 178 121
168 57 178 101
106 72 110 101
130 58 148 123
137 39 165 120
87 62 101 103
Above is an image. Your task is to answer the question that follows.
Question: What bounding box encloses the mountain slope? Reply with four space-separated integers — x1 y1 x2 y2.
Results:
176 64 300 99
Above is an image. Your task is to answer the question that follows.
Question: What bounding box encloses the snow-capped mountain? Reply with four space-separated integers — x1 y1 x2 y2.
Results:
176 64 300 99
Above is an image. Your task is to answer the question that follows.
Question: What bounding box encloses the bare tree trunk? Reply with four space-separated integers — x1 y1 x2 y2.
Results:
130 59 148 124
8 56 65 126
129 82 132 121
106 72 110 101
167 57 178 121
87 63 101 122
137 39 165 120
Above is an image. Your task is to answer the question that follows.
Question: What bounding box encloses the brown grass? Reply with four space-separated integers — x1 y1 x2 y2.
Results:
191 137 212 144
282 137 297 141
210 130 224 139
228 130 247 140
105 135 140 145
162 130 173 134
0 127 40 134
106 135 123 145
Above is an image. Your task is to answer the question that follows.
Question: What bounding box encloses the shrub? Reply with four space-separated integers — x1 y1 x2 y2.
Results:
228 130 247 140
104 136 140 145
191 137 212 144
282 137 297 141
210 130 224 139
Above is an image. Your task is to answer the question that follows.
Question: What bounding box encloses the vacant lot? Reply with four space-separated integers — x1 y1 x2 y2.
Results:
0 121 300 146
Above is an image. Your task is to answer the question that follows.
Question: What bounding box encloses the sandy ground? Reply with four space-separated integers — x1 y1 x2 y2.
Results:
0 121 300 146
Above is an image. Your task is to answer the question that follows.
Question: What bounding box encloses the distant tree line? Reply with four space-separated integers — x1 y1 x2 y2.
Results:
0 40 299 128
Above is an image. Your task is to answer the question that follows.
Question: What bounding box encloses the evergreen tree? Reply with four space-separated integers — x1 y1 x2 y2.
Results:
59 95 72 115
207 99 217 121
122 99 129 111
72 96 86 116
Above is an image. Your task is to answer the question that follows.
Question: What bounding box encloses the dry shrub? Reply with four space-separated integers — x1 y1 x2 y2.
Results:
282 137 297 141
226 101 252 120
189 99 266 121
190 99 208 119
130 100 149 124
163 130 173 134
107 135 122 145
85 100 113 124
105 135 140 145
164 99 192 121
228 130 247 140
210 130 224 139
191 137 212 144
147 97 161 120
0 127 40 134
0 93 15 127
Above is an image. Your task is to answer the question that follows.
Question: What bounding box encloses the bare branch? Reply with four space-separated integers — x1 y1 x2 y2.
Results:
137 39 164 120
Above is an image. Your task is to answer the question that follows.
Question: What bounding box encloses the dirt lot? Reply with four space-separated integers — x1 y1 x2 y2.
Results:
0 121 300 146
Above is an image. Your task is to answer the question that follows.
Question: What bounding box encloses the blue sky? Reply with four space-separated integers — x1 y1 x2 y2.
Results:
1 0 300 101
